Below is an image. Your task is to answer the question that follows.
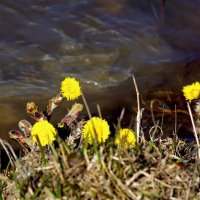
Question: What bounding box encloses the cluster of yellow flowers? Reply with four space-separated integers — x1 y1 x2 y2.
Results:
30 77 136 149
30 79 200 148
81 117 136 148
182 81 200 101
14 78 200 149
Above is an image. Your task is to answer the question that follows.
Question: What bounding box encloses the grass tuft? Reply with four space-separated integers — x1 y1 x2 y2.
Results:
1 137 200 199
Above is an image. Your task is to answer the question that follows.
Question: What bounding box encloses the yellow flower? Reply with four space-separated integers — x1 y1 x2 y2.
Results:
182 82 200 101
115 128 136 149
31 120 57 146
82 117 110 144
61 77 81 100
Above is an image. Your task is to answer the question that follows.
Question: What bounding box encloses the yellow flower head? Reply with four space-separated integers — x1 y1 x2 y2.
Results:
82 117 110 144
182 82 200 101
61 77 81 100
115 128 136 149
31 120 57 146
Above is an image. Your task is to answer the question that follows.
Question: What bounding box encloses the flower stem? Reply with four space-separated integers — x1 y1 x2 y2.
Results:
187 101 200 160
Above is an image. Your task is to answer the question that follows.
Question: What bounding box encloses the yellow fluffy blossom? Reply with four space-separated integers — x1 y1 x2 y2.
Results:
182 82 200 101
115 128 136 149
61 77 81 100
82 117 110 144
31 120 57 146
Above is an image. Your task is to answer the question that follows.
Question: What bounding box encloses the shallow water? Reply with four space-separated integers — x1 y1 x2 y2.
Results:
1 0 200 143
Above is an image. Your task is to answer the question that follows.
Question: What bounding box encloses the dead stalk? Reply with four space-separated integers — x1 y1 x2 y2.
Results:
0 139 17 166
81 91 92 119
97 104 102 118
132 75 141 143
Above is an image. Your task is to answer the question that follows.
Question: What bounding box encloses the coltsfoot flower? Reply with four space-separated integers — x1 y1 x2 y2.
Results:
115 128 136 149
61 77 81 100
82 117 110 144
31 120 57 146
182 82 200 101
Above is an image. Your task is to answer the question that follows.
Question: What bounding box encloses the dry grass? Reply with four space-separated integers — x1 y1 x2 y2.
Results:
0 135 200 200
1 82 200 199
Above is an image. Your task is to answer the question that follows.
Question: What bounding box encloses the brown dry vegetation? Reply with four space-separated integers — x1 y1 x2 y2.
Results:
0 137 199 200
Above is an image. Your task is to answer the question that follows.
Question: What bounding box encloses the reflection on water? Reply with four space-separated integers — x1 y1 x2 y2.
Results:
1 0 200 142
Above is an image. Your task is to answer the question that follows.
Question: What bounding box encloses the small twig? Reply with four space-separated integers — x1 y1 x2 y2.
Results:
187 101 200 159
119 108 125 123
126 168 148 186
174 104 177 136
4 140 18 161
83 148 90 166
149 122 163 142
81 91 92 119
150 99 162 126
161 105 165 129
114 108 125 132
173 104 178 155
60 143 70 169
132 75 141 144
154 178 182 189
97 104 102 118
35 165 55 171
115 108 126 136
0 139 17 167
52 154 65 183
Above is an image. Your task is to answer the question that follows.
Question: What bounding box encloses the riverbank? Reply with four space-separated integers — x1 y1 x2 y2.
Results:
0 78 200 199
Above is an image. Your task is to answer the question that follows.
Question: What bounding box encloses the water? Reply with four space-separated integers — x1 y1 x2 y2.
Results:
1 0 200 143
